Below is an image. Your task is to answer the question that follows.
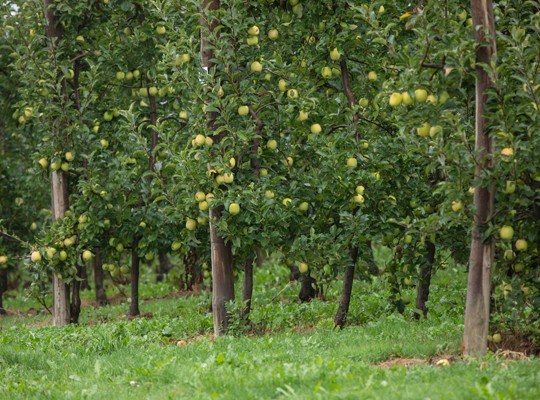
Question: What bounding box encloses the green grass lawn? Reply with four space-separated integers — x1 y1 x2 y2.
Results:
1 265 539 399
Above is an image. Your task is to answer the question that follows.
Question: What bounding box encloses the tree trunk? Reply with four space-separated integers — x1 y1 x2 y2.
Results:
70 265 82 323
299 274 317 302
52 171 70 326
241 257 254 321
79 264 90 291
416 241 435 318
334 245 359 328
93 249 108 305
201 0 235 336
156 253 171 282
0 268 7 314
129 239 141 316
210 208 235 334
464 0 497 357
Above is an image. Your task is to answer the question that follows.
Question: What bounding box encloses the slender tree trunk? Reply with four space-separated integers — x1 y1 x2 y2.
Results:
93 249 108 305
464 0 497 357
299 274 317 302
70 265 82 323
210 208 234 334
129 239 141 316
201 0 235 336
0 268 6 314
241 257 254 321
334 246 359 328
52 171 70 326
156 254 171 282
416 241 435 318
79 264 90 291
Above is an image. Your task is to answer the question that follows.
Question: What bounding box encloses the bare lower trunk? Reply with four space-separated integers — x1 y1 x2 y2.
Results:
241 257 254 321
79 265 90 291
464 0 497 357
70 265 82 323
129 240 141 316
52 171 70 326
210 208 234 335
156 254 171 282
181 248 199 291
93 249 108 305
0 268 7 314
334 245 359 328
416 241 435 318
299 274 317 302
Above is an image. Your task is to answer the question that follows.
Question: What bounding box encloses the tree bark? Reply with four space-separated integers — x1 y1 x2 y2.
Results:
210 208 234 334
129 239 141 316
241 257 254 321
334 245 359 328
156 253 171 282
93 249 108 305
416 241 435 318
464 0 497 357
70 265 82 323
79 264 90 291
299 274 317 302
51 171 70 326
0 268 7 314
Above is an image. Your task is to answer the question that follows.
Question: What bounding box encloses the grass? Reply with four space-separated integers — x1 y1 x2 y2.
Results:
1 263 539 399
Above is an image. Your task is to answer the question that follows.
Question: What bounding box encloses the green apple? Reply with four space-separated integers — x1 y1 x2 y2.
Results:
247 25 259 36
59 250 68 261
367 71 377 81
61 162 69 172
199 201 209 211
417 122 431 137
194 134 206 146
171 241 182 251
347 157 358 168
186 218 197 231
100 139 109 148
321 66 332 79
179 111 188 119
223 172 234 183
515 239 528 251
330 47 341 61
353 194 365 203
355 185 365 195
267 139 278 150
229 203 240 215
65 152 74 162
238 105 249 116
426 95 438 104
103 111 113 121
402 92 413 105
195 191 206 202
116 243 124 252
310 123 322 134
268 29 279 40
264 190 275 199
298 262 309 273
414 89 428 102
287 89 298 99
298 202 309 212
156 25 166 35
116 71 125 80
148 87 158 96
297 110 309 121
282 198 292 206
389 92 403 107
38 158 49 169
492 333 502 343
499 225 514 240
0 255 8 265
82 250 93 262
451 200 462 212
278 79 287 92
246 36 258 45
251 61 263 73
429 125 442 138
